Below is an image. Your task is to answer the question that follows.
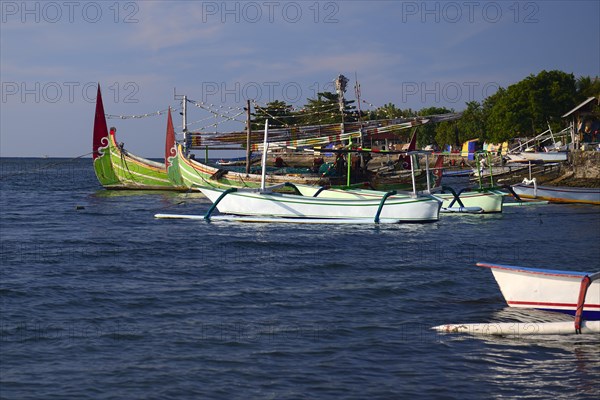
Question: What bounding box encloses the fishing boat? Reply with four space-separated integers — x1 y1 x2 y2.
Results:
511 178 600 205
293 185 503 213
504 125 570 163
477 262 600 320
93 85 182 190
432 262 600 336
505 151 568 163
194 186 441 223
168 143 326 189
159 120 442 224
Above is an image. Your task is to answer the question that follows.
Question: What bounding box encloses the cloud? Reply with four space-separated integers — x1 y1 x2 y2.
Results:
126 3 225 51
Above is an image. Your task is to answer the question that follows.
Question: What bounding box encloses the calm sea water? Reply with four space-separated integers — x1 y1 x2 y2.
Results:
1 158 599 399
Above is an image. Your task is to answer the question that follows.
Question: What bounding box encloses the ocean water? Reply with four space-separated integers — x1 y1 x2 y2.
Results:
1 158 599 399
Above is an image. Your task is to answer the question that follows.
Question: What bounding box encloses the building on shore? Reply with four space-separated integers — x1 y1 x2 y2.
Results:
562 96 600 148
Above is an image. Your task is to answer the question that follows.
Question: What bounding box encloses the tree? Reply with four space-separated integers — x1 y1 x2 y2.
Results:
251 100 296 130
435 101 484 148
298 92 356 126
485 70 577 140
416 106 454 148
576 76 600 100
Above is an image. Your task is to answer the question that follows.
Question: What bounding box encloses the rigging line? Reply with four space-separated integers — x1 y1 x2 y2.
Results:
0 151 95 180
252 102 293 128
189 104 246 124
105 107 179 120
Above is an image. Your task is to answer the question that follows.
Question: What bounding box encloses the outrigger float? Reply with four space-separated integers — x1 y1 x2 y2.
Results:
433 263 600 336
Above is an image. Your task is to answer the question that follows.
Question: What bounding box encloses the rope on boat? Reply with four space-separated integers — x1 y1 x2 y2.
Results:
0 151 94 180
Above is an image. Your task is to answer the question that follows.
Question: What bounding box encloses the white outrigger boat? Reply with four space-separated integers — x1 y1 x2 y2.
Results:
156 120 442 224
293 184 504 214
193 185 441 223
433 263 600 336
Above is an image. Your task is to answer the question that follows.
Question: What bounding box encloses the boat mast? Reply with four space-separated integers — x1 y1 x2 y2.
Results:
245 99 252 175
260 119 269 191
182 95 188 153
335 74 349 186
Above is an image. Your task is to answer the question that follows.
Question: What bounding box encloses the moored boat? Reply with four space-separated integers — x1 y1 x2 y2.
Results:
293 185 503 213
511 179 600 205
196 186 441 223
168 143 327 190
477 262 600 320
505 151 568 163
93 85 183 190
433 262 600 336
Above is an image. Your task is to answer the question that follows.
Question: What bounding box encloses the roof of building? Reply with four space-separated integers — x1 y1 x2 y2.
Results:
562 97 598 118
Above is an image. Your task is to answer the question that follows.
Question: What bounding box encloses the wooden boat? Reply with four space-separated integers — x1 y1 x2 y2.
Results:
477 262 600 320
432 263 600 336
505 151 568 163
505 126 569 163
293 185 503 213
93 85 182 190
167 143 327 189
511 179 600 205
195 186 441 223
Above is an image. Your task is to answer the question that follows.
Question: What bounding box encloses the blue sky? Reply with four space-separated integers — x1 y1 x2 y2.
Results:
1 0 598 157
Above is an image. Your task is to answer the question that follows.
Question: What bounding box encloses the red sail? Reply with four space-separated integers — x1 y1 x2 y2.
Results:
165 107 176 168
92 84 109 160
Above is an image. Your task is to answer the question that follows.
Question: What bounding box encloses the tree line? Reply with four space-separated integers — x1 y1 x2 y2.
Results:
251 70 599 148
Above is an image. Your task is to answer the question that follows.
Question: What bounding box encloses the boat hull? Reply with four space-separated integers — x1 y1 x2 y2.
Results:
200 187 441 222
511 183 600 205
435 191 503 213
506 152 568 162
477 262 600 320
94 131 178 190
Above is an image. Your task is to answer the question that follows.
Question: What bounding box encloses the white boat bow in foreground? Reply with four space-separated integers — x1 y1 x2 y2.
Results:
433 263 600 336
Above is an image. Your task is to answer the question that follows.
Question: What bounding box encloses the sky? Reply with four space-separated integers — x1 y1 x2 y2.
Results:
1 0 599 158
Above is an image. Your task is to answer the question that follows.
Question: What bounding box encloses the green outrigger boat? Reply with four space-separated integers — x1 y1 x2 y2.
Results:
92 85 183 190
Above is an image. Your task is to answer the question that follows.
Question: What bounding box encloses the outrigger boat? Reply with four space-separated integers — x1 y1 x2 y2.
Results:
433 263 600 336
93 85 183 190
156 121 442 224
511 178 600 205
293 184 503 214
190 185 441 224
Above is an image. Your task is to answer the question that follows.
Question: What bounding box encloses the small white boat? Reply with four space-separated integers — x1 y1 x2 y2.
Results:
293 185 503 213
197 186 441 223
433 262 600 336
511 179 600 205
505 151 568 163
477 262 600 321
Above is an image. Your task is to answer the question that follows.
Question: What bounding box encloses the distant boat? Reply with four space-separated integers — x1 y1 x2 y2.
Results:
505 151 568 163
511 179 600 205
92 85 183 190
